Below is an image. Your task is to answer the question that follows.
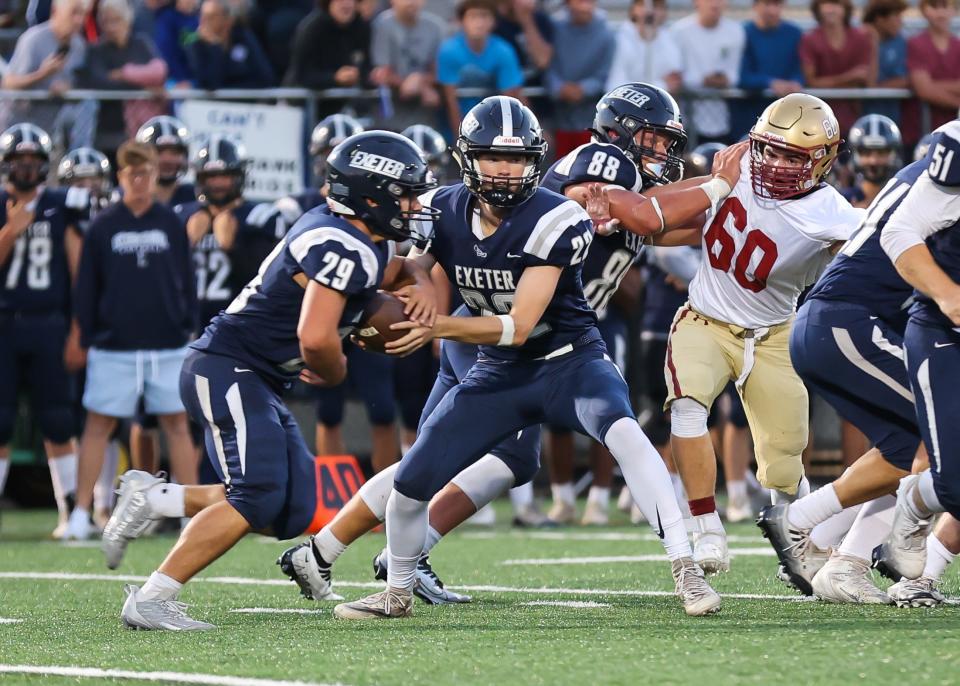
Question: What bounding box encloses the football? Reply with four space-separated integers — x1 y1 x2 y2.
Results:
353 291 410 354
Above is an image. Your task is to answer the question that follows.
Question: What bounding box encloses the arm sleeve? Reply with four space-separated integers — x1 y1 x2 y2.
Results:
288 230 378 296
522 202 594 267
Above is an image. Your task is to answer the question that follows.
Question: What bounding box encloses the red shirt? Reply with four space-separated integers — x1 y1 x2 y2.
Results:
799 26 873 135
904 31 960 145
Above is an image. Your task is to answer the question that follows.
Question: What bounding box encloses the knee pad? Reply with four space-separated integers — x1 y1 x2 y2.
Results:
366 401 396 427
358 462 400 521
451 454 516 508
758 457 805 494
37 405 75 444
670 397 709 438
0 405 15 445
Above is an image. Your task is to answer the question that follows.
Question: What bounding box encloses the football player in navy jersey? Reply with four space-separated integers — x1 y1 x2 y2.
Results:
873 120 960 587
334 95 722 620
0 123 89 538
135 115 196 208
178 135 286 330
57 147 113 226
758 152 930 603
102 131 440 630
275 113 364 225
843 114 902 209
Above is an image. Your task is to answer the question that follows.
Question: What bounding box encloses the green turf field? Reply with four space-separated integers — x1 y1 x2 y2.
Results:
0 505 958 686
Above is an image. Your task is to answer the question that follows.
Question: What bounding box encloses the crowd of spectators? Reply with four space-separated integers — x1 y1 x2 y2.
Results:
0 0 957 156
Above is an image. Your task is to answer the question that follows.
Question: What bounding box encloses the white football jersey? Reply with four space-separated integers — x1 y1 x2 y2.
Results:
688 157 865 328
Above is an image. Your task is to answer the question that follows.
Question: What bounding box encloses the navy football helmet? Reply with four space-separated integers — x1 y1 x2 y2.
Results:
310 114 364 182
686 142 727 177
136 115 190 184
193 134 249 206
0 123 52 191
452 96 547 208
402 124 450 180
325 131 439 243
592 82 687 185
57 147 112 196
848 114 902 184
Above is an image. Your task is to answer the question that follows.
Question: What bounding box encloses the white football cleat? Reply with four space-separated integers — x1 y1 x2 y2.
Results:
689 516 729 574
581 500 609 526
62 507 97 541
546 500 577 526
873 475 931 581
672 557 722 616
121 585 215 631
888 576 946 608
102 471 165 569
811 554 892 605
333 588 413 620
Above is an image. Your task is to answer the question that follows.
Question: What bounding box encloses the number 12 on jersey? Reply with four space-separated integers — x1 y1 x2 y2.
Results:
705 197 778 292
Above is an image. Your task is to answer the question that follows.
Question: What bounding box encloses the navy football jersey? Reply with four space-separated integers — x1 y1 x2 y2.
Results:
175 200 287 329
808 160 926 330
192 205 390 387
0 186 89 315
423 183 597 360
895 122 960 329
541 141 645 318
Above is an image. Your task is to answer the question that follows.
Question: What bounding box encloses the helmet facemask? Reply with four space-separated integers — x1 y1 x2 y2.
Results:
4 152 47 192
156 144 188 186
455 146 544 208
853 147 898 185
749 135 830 200
197 169 245 207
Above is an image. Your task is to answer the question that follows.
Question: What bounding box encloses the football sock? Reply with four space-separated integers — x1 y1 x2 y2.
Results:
551 482 575 506
0 457 10 496
690 511 724 534
810 505 862 550
357 462 399 521
605 417 691 560
788 483 842 530
837 495 895 562
923 534 956 581
422 526 442 556
48 454 77 518
688 496 716 516
586 486 610 510
138 571 182 601
727 479 747 504
509 482 534 511
915 471 942 517
146 482 186 519
312 527 346 566
94 442 120 514
386 491 428 591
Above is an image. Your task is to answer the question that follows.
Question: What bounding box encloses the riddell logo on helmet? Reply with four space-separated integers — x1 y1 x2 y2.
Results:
493 136 524 146
350 151 405 179
607 86 650 108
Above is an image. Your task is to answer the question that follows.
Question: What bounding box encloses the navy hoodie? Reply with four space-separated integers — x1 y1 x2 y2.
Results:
75 200 197 350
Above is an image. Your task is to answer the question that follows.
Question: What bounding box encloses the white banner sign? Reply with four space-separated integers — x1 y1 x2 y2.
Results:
178 100 304 201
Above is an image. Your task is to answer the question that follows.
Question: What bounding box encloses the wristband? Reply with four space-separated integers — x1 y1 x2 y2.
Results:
699 177 732 214
649 197 666 233
496 314 515 346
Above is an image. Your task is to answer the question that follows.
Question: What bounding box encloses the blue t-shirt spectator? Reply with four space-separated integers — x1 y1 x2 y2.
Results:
154 4 199 86
739 20 803 90
867 33 906 120
437 32 524 116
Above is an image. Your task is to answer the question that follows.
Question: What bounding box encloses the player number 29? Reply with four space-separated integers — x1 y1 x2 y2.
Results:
704 197 778 293
586 151 621 182
316 252 356 291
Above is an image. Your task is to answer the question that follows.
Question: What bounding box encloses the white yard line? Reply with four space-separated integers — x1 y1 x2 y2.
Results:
0 618 23 624
461 531 766 544
523 600 611 609
0 571 806 602
501 548 776 566
0 665 343 686
230 608 324 615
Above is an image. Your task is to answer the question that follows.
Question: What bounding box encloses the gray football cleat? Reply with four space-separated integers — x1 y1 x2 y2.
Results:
276 538 343 601
888 576 946 608
102 471 166 569
333 588 413 620
873 475 931 581
373 549 472 605
672 557 722 616
811 554 892 605
120 585 215 631
757 503 830 595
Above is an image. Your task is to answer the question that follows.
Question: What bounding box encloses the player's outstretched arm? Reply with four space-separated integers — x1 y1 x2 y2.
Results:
385 265 563 354
604 141 747 237
297 281 348 386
